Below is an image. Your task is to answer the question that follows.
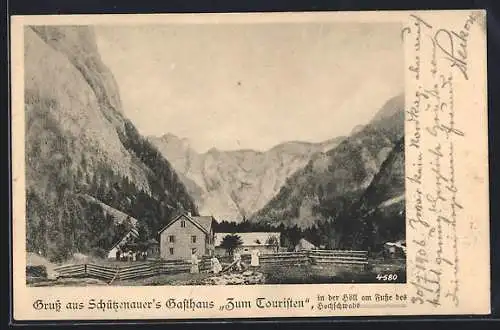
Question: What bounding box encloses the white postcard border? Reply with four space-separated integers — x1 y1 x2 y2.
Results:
11 10 490 320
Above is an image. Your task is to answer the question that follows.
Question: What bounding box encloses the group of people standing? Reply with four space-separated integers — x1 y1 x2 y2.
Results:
115 249 148 262
233 249 261 270
189 249 221 274
189 248 261 274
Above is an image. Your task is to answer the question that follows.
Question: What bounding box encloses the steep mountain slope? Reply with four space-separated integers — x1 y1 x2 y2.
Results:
149 134 344 221
24 26 197 262
330 137 405 250
250 94 404 229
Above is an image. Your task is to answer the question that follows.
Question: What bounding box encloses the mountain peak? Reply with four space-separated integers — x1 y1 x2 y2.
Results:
155 133 192 150
161 132 179 140
251 94 404 231
24 25 198 261
370 93 404 123
350 125 365 135
269 141 312 153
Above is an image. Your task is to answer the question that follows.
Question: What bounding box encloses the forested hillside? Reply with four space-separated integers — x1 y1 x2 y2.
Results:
329 137 405 251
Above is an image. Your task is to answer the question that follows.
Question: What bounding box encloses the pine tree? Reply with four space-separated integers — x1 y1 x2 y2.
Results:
220 234 243 256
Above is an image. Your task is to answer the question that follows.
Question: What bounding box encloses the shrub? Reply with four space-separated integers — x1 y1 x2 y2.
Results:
26 265 48 278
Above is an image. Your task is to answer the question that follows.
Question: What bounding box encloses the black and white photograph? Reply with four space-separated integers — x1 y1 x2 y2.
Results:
24 21 406 287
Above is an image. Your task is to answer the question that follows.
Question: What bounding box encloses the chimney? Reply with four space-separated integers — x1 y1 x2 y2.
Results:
187 211 192 217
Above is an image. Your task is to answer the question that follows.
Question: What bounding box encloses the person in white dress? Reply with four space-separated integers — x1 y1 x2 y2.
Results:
211 257 222 274
190 249 199 274
251 249 260 267
233 252 242 271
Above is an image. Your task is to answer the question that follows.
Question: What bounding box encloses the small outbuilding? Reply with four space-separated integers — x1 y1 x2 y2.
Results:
294 238 317 252
214 232 281 256
107 228 139 260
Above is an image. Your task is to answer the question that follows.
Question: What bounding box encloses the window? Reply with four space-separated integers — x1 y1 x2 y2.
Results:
169 235 175 243
181 220 186 228
169 248 174 255
191 235 197 243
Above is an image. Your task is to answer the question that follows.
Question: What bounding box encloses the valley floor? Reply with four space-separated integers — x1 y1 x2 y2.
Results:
27 258 406 286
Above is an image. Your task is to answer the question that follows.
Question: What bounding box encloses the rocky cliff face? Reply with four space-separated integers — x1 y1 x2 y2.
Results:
330 136 405 250
149 134 344 221
250 94 404 231
24 26 197 261
25 26 146 194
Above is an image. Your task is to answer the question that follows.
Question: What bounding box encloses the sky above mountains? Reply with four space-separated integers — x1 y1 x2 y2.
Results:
95 22 403 153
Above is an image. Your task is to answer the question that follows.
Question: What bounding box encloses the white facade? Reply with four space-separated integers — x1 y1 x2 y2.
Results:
214 232 281 256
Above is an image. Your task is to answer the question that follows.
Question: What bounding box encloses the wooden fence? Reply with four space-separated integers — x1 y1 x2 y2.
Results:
52 250 368 281
53 259 192 282
308 250 369 265
52 264 87 277
259 251 309 265
307 250 368 272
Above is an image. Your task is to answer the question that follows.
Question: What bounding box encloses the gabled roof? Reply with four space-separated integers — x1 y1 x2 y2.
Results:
80 194 139 227
158 213 213 236
109 228 139 251
192 216 213 233
295 238 316 250
214 232 281 247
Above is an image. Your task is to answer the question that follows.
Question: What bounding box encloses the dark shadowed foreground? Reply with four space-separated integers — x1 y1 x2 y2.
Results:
28 258 405 286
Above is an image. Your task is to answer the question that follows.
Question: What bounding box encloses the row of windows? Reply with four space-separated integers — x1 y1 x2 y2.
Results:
169 247 198 255
174 219 216 241
168 236 215 244
168 235 197 243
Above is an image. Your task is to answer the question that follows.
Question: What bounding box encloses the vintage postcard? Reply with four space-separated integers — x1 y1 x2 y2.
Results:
10 10 489 321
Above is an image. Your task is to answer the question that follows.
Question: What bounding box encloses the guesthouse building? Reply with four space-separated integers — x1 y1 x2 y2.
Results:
158 212 216 260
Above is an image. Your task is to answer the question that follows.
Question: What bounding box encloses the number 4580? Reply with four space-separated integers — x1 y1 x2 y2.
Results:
376 274 398 281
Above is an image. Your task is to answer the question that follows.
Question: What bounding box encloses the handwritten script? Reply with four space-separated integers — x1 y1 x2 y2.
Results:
403 12 480 308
